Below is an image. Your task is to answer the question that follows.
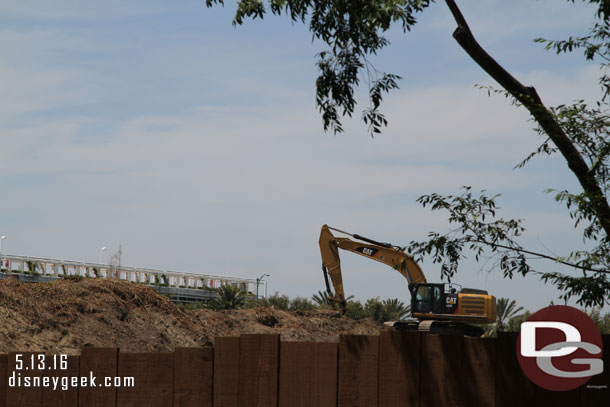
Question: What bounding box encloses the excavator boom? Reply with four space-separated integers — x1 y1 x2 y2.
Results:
319 224 426 308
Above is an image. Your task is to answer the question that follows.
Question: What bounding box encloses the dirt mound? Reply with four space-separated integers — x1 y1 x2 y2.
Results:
0 279 383 354
191 307 381 342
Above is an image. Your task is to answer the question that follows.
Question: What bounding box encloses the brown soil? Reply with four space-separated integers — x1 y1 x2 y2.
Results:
0 279 383 354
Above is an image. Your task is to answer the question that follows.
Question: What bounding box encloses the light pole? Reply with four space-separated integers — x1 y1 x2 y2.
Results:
256 273 269 300
99 246 107 264
0 236 5 270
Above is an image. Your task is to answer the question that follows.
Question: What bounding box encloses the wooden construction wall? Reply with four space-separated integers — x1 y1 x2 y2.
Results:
0 332 608 407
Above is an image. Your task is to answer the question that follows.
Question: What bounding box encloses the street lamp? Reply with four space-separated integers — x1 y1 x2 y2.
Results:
256 273 269 300
99 246 107 264
0 236 5 270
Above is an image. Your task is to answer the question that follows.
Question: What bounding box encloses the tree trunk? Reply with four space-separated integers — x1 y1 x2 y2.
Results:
444 0 610 237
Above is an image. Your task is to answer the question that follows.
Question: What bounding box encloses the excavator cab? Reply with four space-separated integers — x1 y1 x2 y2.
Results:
412 284 441 313
410 283 459 315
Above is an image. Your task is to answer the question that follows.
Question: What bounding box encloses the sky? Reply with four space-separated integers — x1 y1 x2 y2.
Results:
1 0 608 313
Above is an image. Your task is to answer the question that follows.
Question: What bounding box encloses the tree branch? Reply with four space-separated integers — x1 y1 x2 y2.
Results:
444 0 610 238
472 238 610 275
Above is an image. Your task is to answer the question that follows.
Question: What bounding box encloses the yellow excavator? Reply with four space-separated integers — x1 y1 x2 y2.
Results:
319 224 496 336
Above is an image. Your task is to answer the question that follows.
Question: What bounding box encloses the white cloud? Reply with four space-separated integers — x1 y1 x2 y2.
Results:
519 65 603 105
2 0 607 313
0 0 194 20
0 66 83 119
426 0 593 43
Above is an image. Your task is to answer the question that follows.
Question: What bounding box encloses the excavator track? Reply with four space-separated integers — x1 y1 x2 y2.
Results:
419 320 484 336
386 319 485 337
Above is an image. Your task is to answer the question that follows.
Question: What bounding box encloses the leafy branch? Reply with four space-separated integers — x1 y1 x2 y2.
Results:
408 187 610 307
206 0 431 136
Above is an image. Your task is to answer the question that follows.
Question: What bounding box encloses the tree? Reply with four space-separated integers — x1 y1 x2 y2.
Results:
206 284 249 310
506 310 532 333
364 298 386 321
327 296 411 321
378 298 411 321
485 298 524 337
206 0 610 306
260 292 291 309
312 290 354 307
586 307 610 334
25 261 42 275
312 290 332 306
289 296 316 311
362 297 410 322
345 299 366 320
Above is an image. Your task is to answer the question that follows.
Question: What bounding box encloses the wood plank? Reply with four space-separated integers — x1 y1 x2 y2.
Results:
462 337 496 407
238 334 279 407
278 342 310 407
580 334 610 406
535 386 580 407
278 342 337 407
213 337 240 407
6 352 43 407
41 355 79 407
495 332 535 407
0 354 7 407
173 347 213 407
78 348 118 407
338 335 379 407
116 353 172 407
378 331 420 407
419 334 464 407
309 342 337 407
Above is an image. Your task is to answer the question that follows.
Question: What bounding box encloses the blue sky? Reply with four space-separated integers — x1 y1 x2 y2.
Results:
2 0 608 312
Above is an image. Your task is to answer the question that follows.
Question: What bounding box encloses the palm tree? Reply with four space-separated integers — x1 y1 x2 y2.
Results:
312 290 332 305
382 298 411 320
207 284 248 310
486 297 524 337
311 291 354 307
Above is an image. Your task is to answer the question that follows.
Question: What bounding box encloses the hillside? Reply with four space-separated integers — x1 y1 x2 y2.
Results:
0 278 383 354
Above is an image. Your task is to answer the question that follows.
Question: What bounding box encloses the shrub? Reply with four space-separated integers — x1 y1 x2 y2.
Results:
345 300 366 320
180 301 207 311
260 292 290 310
344 297 410 322
289 297 315 311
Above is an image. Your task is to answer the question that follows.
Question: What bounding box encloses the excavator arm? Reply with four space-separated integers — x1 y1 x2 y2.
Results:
318 224 426 312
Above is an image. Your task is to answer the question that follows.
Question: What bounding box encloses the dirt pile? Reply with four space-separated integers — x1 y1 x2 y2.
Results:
0 279 383 354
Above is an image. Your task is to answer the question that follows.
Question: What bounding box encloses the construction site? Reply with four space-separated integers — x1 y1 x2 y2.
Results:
5 0 610 405
0 276 607 406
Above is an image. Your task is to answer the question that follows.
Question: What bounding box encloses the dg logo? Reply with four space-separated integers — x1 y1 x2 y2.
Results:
517 305 604 391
